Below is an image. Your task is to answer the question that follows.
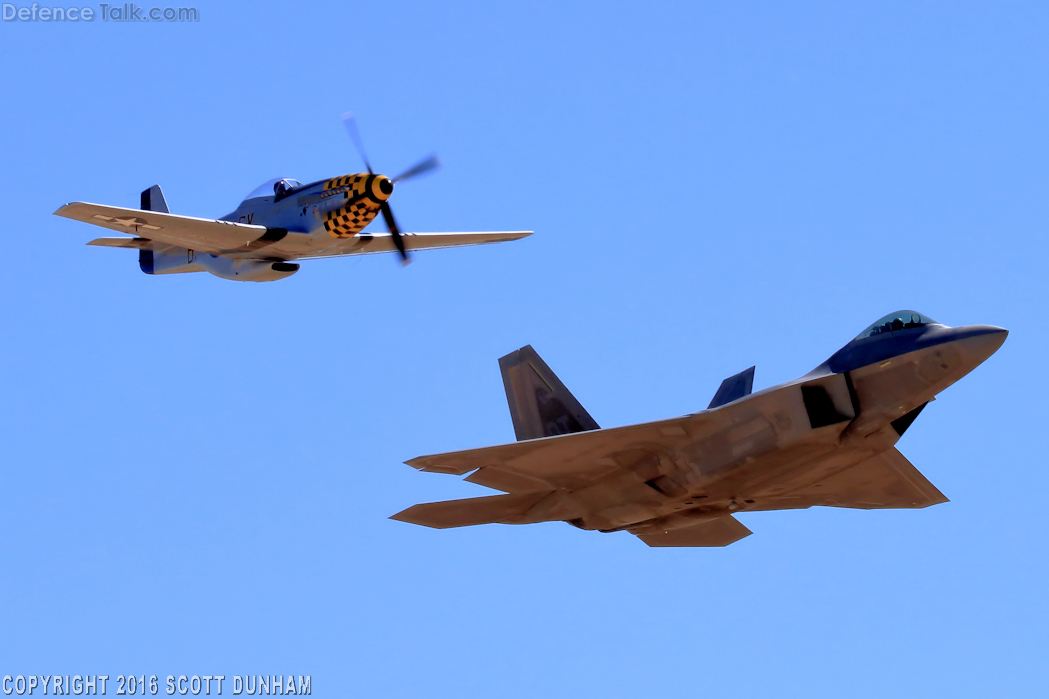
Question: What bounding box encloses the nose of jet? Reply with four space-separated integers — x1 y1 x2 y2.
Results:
950 324 1008 368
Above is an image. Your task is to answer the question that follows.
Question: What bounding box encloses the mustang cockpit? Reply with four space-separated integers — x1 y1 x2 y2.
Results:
242 178 303 203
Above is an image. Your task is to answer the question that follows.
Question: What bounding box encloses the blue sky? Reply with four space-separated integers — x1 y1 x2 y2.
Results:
1 1 1046 695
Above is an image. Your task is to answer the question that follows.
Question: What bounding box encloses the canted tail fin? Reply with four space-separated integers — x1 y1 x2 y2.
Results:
708 366 755 409
498 345 600 441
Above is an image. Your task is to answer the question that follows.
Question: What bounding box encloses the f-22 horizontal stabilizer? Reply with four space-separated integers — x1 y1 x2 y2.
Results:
639 516 752 547
390 492 549 529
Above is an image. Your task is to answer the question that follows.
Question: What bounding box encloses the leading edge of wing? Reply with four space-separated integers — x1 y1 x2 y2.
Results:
404 412 701 477
769 447 948 510
55 202 268 253
295 231 532 260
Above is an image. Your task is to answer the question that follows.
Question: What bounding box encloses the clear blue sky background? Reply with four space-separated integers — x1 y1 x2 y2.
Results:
1 1 1046 696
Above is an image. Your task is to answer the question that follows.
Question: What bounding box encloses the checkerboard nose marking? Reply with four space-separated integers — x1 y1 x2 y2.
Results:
321 173 393 238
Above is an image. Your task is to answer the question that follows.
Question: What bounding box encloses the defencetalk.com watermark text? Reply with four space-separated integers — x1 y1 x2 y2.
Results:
2 3 198 21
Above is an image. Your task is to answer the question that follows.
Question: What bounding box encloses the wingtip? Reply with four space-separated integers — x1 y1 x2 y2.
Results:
54 202 94 217
388 508 415 524
403 455 472 475
389 505 446 529
404 456 441 471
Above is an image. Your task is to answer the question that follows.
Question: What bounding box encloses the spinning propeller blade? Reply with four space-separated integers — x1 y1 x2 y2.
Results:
341 113 441 265
393 154 441 183
341 112 374 174
380 203 409 265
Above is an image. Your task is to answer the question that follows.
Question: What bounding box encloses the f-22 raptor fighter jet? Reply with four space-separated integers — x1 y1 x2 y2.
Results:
53 115 530 282
393 311 1007 547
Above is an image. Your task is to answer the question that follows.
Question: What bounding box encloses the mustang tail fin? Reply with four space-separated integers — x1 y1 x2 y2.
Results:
140 185 169 213
498 345 599 441
137 185 169 273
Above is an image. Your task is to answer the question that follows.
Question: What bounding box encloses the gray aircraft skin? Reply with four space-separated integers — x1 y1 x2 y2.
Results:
393 311 1007 547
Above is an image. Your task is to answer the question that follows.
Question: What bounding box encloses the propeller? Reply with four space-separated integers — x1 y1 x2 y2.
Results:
341 113 441 264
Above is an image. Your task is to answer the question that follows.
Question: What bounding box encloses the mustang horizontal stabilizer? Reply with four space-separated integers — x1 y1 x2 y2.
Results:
56 202 270 255
638 516 752 547
87 237 153 249
499 345 600 441
708 366 755 409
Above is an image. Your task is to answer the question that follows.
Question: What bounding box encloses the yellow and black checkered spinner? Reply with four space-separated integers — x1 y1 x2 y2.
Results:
321 174 391 238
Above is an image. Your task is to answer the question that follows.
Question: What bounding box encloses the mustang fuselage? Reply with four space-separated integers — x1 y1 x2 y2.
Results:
141 174 393 280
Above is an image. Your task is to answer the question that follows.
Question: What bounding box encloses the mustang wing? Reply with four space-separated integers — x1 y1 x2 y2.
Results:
297 231 532 259
55 202 270 255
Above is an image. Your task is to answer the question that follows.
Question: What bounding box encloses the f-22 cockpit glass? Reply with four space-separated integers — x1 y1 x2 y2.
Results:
854 311 939 340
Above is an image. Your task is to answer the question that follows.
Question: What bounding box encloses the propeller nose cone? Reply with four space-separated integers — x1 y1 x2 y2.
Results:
369 175 394 202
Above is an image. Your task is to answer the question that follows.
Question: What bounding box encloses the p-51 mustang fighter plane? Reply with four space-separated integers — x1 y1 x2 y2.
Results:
53 115 531 282
393 311 1007 547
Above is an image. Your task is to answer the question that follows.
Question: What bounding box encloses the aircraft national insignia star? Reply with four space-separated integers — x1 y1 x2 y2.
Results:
92 214 161 231
393 311 1007 548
